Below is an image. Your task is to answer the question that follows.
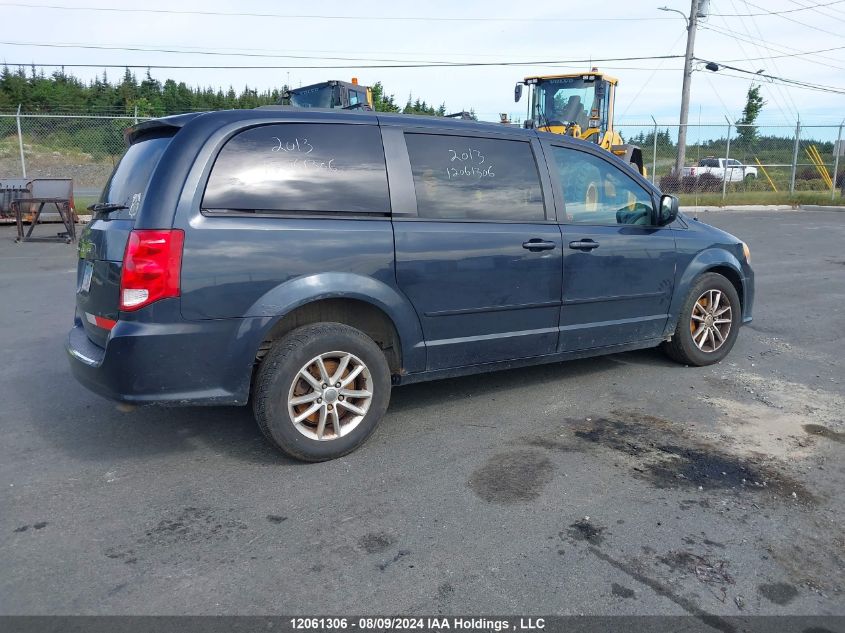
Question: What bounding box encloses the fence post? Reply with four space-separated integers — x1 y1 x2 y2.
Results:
722 116 732 201
790 117 801 195
651 116 658 183
16 104 26 178
134 105 138 125
833 120 843 200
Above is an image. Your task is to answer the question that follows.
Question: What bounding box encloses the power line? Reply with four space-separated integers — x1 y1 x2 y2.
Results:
741 0 845 39
701 24 845 71
714 69 845 94
702 21 844 63
0 2 678 22
0 41 467 65
786 0 845 19
619 28 688 118
0 55 686 70
739 0 801 116
0 40 694 69
708 4 798 121
695 58 845 94
718 44 845 62
0 38 734 68
0 37 704 63
709 0 845 15
0 36 691 61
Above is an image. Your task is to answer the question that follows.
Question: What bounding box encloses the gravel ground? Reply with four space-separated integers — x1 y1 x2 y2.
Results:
0 210 843 620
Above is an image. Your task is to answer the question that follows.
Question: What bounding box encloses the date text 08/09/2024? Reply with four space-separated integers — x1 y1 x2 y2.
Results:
289 618 546 631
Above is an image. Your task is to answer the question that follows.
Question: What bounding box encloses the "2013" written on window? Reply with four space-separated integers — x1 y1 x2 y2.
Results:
271 137 338 171
446 147 495 179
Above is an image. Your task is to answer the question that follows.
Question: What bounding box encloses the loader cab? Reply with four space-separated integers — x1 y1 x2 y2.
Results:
515 70 645 176
281 79 374 110
516 71 617 143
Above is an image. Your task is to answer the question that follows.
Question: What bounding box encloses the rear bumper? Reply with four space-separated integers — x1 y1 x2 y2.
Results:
67 310 270 405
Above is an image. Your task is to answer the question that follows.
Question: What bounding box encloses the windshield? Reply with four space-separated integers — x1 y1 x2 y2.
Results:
99 133 172 221
289 85 336 108
532 77 597 128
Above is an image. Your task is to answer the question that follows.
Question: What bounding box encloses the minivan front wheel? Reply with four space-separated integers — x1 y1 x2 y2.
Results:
663 273 741 366
253 323 391 461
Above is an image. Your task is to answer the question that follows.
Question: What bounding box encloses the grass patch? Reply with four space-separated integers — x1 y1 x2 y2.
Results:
678 190 845 207
74 197 97 212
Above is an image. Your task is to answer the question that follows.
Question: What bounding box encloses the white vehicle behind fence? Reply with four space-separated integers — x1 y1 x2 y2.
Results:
682 158 758 182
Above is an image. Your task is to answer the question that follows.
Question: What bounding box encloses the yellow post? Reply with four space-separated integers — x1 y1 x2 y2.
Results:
804 145 830 187
808 145 832 188
755 157 778 192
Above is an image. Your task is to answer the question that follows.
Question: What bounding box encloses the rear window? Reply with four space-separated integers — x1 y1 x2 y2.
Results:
99 133 173 221
202 123 390 215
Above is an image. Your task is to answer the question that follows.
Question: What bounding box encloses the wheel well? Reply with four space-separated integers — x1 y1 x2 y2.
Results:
255 299 403 374
706 265 744 312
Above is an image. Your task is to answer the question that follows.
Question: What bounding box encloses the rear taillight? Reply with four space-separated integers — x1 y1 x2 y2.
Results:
120 229 184 311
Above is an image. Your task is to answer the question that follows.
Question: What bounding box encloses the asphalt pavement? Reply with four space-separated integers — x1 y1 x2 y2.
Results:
1 210 843 619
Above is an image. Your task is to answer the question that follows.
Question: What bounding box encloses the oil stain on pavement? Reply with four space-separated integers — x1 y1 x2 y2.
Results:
565 519 607 546
566 410 814 502
358 532 395 554
467 450 554 504
757 582 799 605
103 506 249 564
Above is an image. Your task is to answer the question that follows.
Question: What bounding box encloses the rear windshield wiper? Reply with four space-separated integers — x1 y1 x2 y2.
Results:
87 202 129 214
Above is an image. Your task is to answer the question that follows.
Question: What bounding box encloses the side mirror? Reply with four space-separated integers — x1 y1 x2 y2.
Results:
514 83 523 103
658 194 679 226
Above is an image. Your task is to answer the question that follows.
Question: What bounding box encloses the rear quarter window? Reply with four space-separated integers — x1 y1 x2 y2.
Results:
202 123 390 215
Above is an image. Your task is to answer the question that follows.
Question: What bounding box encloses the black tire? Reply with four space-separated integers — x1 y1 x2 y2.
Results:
252 322 391 462
662 272 742 366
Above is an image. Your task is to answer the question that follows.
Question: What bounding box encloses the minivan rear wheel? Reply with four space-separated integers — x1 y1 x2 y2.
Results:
253 323 391 461
662 272 741 366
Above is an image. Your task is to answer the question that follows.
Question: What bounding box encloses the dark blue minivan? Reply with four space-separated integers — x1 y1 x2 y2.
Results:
68 108 754 461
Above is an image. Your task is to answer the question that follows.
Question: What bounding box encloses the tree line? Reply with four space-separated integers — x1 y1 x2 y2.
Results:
0 65 467 118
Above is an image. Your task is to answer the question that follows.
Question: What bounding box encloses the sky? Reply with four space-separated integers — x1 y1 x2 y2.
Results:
0 0 843 129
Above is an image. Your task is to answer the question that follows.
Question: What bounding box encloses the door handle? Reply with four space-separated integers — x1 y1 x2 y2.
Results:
522 239 557 252
568 239 600 251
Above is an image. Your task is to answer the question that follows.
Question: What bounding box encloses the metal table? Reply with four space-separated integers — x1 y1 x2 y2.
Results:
13 197 76 243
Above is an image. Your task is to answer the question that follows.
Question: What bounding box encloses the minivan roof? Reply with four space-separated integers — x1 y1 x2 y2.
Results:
125 107 616 157
126 107 544 143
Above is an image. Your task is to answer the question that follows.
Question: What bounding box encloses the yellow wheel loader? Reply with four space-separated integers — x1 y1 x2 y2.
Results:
514 70 645 175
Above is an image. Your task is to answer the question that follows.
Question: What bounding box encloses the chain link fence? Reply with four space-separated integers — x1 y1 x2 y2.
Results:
1 111 843 211
0 112 149 213
618 122 845 203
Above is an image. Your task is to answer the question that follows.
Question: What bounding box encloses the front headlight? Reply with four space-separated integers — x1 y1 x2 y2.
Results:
742 242 751 263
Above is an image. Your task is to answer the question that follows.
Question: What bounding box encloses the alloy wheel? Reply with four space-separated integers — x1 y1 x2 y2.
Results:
690 289 733 353
287 351 373 441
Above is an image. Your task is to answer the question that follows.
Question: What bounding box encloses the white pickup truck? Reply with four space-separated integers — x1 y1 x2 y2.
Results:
683 158 758 182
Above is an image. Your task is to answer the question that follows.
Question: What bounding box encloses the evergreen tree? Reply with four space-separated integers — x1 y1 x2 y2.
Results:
370 82 400 112
736 84 765 146
0 69 467 120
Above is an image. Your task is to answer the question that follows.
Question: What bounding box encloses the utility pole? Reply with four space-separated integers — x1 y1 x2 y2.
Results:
663 0 702 175
676 0 699 174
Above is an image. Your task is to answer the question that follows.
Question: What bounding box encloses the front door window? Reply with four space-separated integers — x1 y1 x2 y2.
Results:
551 148 655 226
